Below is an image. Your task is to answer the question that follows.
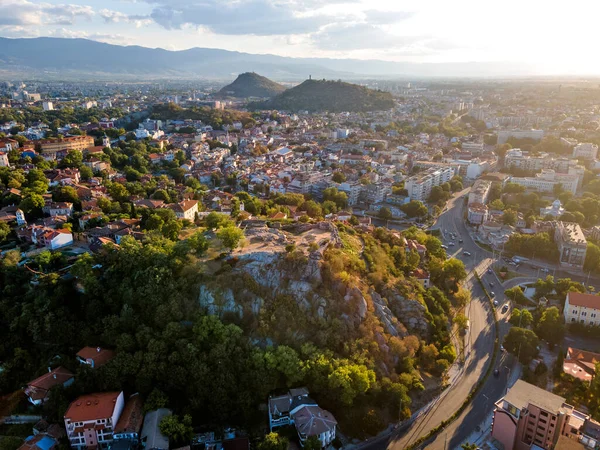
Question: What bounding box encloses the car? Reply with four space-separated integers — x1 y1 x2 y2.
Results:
508 261 517 266
541 268 550 273
494 368 500 377
490 291 495 297
490 282 495 287
458 239 463 243
493 300 499 306
449 242 455 246
441 245 448 249
500 345 505 352
463 251 471 256
487 268 493 274
501 304 509 313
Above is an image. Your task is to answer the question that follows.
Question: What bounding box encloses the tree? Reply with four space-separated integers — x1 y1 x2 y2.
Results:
80 165 93 180
401 201 428 218
258 433 288 450
489 199 505 211
504 286 529 305
332 172 346 183
461 444 478 450
217 226 244 251
303 436 321 450
186 232 209 255
502 209 518 226
19 193 45 214
0 222 9 243
205 212 227 229
302 200 323 218
159 414 194 447
454 313 469 333
536 306 565 345
503 327 539 363
378 207 392 221
60 150 83 168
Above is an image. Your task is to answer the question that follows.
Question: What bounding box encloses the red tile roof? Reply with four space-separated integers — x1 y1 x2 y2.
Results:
65 392 121 422
567 292 600 310
114 394 144 434
25 367 74 402
76 347 115 368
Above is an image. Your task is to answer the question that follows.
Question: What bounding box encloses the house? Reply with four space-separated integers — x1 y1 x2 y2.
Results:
45 202 74 217
24 367 74 405
76 347 115 369
269 212 287 220
268 388 337 448
140 409 172 450
411 268 431 288
112 394 144 450
563 347 600 382
168 200 198 221
64 391 125 450
18 434 58 450
564 292 600 326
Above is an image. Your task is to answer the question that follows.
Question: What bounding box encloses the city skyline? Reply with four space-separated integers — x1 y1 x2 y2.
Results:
2 0 600 75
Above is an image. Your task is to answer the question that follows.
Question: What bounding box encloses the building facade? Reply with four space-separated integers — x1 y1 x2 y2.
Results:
564 292 600 326
64 392 125 450
554 222 587 270
404 166 454 201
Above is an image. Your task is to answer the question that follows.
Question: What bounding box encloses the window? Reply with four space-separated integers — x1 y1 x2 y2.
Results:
593 313 597 318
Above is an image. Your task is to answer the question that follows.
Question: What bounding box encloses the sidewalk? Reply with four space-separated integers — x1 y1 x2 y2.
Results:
458 363 522 449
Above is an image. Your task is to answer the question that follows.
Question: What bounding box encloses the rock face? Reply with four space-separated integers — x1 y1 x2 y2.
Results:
385 291 430 336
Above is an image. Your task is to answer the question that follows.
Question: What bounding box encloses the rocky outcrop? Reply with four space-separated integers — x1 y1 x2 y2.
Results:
344 287 368 322
386 292 430 336
370 290 402 337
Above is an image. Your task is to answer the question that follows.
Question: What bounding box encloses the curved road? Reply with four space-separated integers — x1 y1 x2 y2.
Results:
361 190 517 450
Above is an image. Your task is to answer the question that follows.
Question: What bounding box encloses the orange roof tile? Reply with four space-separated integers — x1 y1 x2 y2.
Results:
568 292 600 310
64 392 121 422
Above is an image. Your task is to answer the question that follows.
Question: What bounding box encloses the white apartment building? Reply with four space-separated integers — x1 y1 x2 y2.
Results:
497 129 544 145
573 143 598 160
467 203 489 225
504 149 578 173
405 166 454 201
511 170 579 195
564 292 600 326
64 392 125 449
555 221 587 270
468 180 492 205
42 101 54 111
337 182 361 206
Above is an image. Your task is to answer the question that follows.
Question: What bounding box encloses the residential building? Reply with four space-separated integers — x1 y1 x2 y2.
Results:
497 129 544 144
404 166 454 201
18 434 58 450
268 388 337 448
45 202 74 217
25 367 74 405
468 203 489 225
42 101 54 111
468 180 492 205
112 394 144 450
554 222 587 270
39 136 94 160
492 380 580 450
573 143 598 160
411 268 430 288
76 347 115 369
564 292 600 326
0 152 9 167
504 149 578 174
511 170 579 195
64 391 125 450
140 409 171 450
168 200 198 221
563 347 600 382
17 225 73 249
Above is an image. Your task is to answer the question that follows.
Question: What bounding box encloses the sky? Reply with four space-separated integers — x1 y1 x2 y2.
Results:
1 0 600 74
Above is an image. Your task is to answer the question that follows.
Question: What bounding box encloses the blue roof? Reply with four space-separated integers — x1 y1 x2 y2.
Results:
36 436 56 450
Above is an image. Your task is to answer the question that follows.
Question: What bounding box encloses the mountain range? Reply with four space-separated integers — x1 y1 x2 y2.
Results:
0 37 539 80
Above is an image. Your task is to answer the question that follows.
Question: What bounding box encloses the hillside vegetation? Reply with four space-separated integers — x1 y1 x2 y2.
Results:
218 72 286 98
251 79 395 112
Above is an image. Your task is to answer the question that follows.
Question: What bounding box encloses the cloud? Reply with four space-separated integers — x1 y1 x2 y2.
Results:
363 9 414 25
0 0 93 27
99 9 152 28
141 0 331 35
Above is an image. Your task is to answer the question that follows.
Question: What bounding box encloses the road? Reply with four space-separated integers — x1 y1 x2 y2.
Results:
360 190 517 450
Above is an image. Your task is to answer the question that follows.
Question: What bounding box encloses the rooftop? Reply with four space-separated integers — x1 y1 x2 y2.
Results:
502 380 566 415
64 392 121 422
567 292 600 310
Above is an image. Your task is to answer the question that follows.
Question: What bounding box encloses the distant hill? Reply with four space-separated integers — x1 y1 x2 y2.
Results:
217 72 286 98
253 79 394 112
0 37 540 80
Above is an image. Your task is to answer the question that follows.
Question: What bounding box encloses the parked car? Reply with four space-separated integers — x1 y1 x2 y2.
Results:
441 245 448 249
458 239 463 243
490 291 496 297
493 300 499 306
449 242 455 246
501 304 509 313
463 251 472 256
487 268 493 274
490 282 495 287
500 345 505 352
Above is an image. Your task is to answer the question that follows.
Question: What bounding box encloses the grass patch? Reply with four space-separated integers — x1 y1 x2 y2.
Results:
338 231 363 256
